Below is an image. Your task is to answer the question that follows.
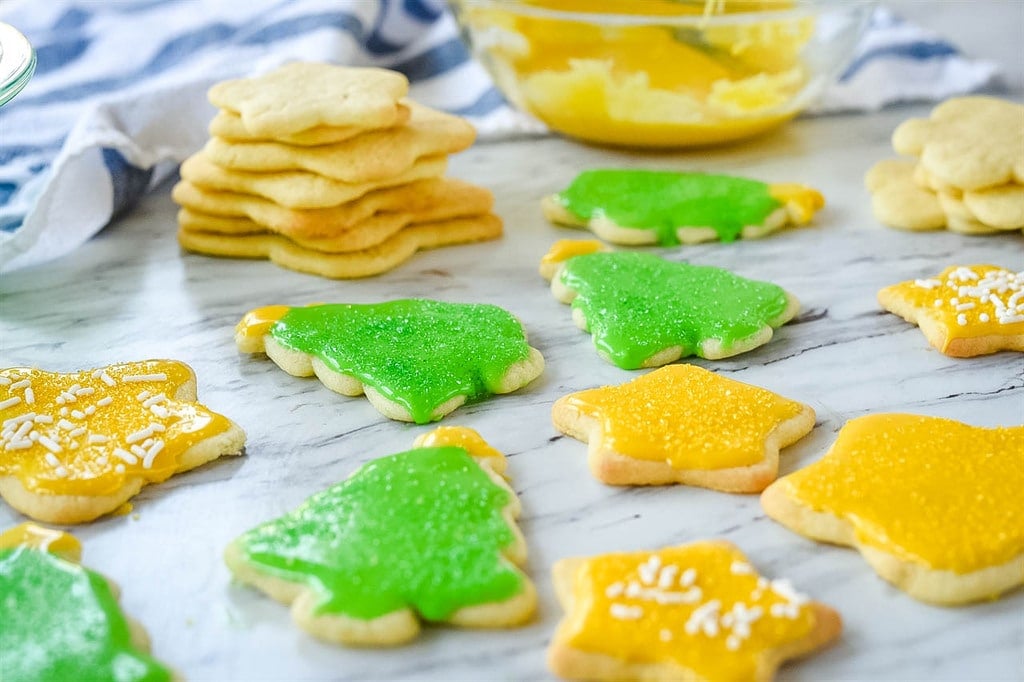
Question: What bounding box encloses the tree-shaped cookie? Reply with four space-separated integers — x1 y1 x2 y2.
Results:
762 414 1024 605
548 541 841 681
225 426 536 646
235 300 545 423
0 361 245 524
878 264 1024 357
0 523 174 681
541 241 799 368
553 365 815 491
208 62 409 136
542 169 824 245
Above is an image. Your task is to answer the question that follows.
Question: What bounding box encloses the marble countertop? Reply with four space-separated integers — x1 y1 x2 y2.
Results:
2 99 1022 680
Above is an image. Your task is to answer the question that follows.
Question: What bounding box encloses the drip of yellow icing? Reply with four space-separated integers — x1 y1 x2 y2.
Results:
0 361 234 496
540 239 606 268
880 265 1024 344
0 523 82 561
564 365 808 469
777 413 1024 572
769 183 826 224
412 426 507 477
235 305 292 340
564 541 817 679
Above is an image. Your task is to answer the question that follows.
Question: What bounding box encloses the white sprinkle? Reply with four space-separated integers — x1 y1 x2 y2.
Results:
913 278 941 289
100 372 116 387
59 392 76 403
625 581 642 598
999 314 1024 324
955 302 976 311
29 432 39 441
44 453 61 467
0 396 22 410
659 629 673 642
979 313 990 323
136 390 151 401
726 635 741 651
609 603 644 620
143 393 166 408
151 405 170 418
124 373 167 383
142 438 154 449
56 396 65 405
113 448 138 465
657 564 679 590
58 419 75 431
84 406 96 416
59 407 68 417
96 456 108 466
71 409 86 420
88 434 109 444
770 579 808 605
97 397 113 407
685 599 721 636
126 427 153 444
3 413 35 428
605 582 624 599
0 377 10 386
730 561 754 575
13 421 33 440
148 422 166 432
115 464 126 474
23 388 34 405
957 313 968 326
68 384 81 394
54 466 68 478
91 369 104 379
38 436 62 453
680 568 697 587
5 440 32 450
654 587 702 604
69 427 86 438
68 441 79 450
9 379 30 391
143 440 165 469
74 386 95 396
130 445 147 458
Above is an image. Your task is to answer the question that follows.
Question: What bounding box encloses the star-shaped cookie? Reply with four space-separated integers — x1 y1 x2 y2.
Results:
0 361 245 523
1 523 174 681
235 300 544 423
225 426 536 646
762 414 1024 604
552 365 815 491
878 264 1024 357
548 541 841 682
207 62 409 136
541 243 800 368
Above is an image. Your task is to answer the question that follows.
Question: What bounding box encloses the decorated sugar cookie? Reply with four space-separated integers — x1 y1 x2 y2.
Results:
542 169 824 246
762 414 1024 604
541 242 800 368
878 265 1024 357
548 541 841 681
225 426 535 646
0 361 245 523
553 365 816 491
235 300 544 423
0 523 174 681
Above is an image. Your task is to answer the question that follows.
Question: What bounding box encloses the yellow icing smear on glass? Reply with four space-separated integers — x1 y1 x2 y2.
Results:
565 541 816 679
0 361 233 496
467 0 812 146
779 413 1024 572
880 265 1024 345
565 365 807 469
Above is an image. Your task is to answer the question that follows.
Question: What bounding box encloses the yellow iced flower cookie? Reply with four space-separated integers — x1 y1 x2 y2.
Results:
552 365 815 492
762 414 1024 605
0 360 245 523
878 264 1023 357
548 541 841 681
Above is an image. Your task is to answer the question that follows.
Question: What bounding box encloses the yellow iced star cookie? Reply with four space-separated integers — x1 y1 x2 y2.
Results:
548 541 842 682
878 264 1024 357
551 365 815 492
0 360 245 524
761 414 1024 605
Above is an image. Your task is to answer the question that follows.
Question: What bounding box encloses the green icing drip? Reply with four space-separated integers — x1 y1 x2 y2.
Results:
0 547 172 682
269 300 532 424
555 169 781 245
236 445 523 621
560 252 791 369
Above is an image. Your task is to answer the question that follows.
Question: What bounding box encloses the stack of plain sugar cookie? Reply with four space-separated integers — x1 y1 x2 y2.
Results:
865 96 1024 235
174 62 501 278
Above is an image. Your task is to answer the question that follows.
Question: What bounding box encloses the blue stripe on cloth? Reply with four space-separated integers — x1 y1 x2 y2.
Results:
366 0 405 54
32 38 92 75
52 7 91 31
0 139 66 165
0 182 18 205
453 86 507 117
841 41 960 81
389 37 471 81
403 0 444 22
102 149 153 219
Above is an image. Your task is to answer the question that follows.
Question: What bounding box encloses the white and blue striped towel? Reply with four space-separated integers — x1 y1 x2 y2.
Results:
0 1 1001 273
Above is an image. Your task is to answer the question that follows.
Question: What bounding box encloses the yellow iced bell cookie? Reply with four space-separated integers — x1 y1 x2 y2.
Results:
548 541 842 682
0 361 245 523
762 414 1024 605
878 265 1024 357
552 365 816 492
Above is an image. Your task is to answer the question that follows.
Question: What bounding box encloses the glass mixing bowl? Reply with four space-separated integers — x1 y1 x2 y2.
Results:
0 22 35 108
450 0 873 147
